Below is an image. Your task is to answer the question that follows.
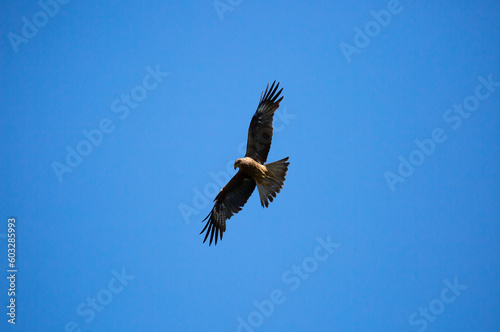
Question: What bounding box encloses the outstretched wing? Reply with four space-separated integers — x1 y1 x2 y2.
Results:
245 81 284 164
200 170 256 246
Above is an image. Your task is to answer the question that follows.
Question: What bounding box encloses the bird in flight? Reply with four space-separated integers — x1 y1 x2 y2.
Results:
200 81 290 246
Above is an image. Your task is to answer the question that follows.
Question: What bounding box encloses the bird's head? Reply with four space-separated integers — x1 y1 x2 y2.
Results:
234 158 243 170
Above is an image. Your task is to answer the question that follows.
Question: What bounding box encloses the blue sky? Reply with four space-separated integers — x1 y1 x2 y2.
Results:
1 0 499 331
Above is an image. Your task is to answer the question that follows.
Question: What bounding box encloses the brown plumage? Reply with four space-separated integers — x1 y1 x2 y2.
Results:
200 81 290 246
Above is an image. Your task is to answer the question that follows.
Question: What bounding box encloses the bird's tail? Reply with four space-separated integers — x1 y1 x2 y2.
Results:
256 157 290 208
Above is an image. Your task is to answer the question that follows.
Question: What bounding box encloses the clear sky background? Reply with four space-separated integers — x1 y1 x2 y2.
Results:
1 1 499 331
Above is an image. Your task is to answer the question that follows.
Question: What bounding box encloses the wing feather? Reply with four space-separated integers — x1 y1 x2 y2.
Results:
200 171 256 246
245 81 284 164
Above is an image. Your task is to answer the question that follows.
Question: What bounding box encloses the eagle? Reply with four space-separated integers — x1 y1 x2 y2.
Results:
200 81 290 246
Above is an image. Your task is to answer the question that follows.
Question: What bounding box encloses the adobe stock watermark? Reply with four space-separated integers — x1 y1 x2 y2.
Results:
51 64 169 182
7 0 71 54
178 106 296 224
339 0 413 63
64 267 135 332
404 277 467 332
385 74 500 192
213 0 243 21
236 236 340 331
